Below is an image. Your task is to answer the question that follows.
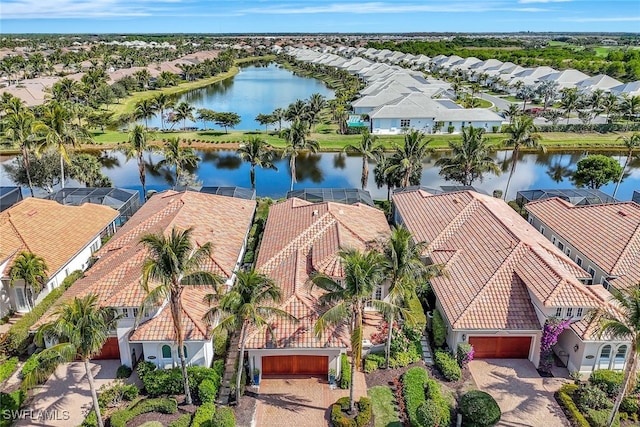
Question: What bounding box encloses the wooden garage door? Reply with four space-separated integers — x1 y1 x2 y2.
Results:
94 337 121 360
469 336 531 359
262 355 328 376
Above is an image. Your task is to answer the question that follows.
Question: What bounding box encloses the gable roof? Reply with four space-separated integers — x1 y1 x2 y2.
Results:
393 190 602 330
526 198 640 290
245 198 390 349
0 198 118 278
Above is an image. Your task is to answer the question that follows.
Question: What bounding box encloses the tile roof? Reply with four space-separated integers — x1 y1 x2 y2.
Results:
34 190 255 339
0 198 118 278
526 198 640 290
393 190 603 331
245 198 390 349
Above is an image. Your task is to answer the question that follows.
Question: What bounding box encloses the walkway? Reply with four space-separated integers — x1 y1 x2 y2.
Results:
469 359 570 427
252 370 367 427
420 334 433 365
217 330 241 406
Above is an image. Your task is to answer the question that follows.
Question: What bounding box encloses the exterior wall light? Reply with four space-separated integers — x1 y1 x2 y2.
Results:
574 344 579 352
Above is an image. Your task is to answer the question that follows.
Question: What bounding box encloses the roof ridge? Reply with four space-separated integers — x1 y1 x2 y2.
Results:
5 214 31 254
428 197 480 253
611 222 640 274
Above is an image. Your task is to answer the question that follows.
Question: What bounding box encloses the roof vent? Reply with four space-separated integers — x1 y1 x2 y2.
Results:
27 210 37 216
312 210 319 216
618 210 627 217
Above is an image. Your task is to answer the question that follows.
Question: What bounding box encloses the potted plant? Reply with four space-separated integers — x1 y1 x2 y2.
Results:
328 368 336 385
253 368 260 385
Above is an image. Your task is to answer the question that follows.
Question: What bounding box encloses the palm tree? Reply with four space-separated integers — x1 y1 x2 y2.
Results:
174 102 195 131
603 93 620 123
28 295 119 427
153 93 175 131
281 119 319 191
343 129 383 190
435 126 500 186
536 80 559 112
307 93 326 131
157 137 200 188
503 103 522 126
613 133 640 199
286 99 309 122
380 226 442 369
517 86 536 112
9 251 48 308
502 116 541 200
39 102 92 189
374 154 402 201
237 136 277 189
203 269 294 403
590 285 640 427
310 249 397 414
387 130 433 188
560 87 580 125
139 227 223 405
122 124 151 199
134 98 157 129
2 109 45 197
620 95 640 122
272 108 286 132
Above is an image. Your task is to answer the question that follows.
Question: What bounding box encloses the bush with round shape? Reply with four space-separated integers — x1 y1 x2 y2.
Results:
116 365 132 379
620 395 639 415
460 390 501 427
574 385 611 412
589 369 623 398
190 402 215 427
212 407 236 427
434 350 461 382
417 400 442 427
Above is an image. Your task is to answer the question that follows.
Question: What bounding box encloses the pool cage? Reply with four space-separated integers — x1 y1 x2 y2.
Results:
287 188 374 206
46 187 141 226
515 188 618 208
633 191 640 204
0 187 23 212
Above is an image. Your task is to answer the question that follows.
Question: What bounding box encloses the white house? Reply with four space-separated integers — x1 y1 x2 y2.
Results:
0 198 118 318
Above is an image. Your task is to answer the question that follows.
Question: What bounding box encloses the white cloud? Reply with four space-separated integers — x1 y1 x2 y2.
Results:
0 0 193 19
559 16 640 22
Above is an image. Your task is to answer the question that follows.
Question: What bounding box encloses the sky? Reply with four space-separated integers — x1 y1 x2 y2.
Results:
0 0 639 34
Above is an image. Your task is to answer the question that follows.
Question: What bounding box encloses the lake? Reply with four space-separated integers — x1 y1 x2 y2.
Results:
143 64 335 131
92 149 638 202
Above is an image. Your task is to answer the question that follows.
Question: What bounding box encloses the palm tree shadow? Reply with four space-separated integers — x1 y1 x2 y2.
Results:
257 391 322 413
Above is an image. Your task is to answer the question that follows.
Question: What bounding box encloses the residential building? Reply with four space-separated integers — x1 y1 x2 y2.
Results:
0 198 118 318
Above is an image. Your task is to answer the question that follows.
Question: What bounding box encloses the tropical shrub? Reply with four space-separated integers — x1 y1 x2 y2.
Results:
556 384 590 427
191 402 216 427
538 317 571 374
213 330 229 356
168 414 192 427
586 408 620 427
621 395 639 415
198 379 218 404
402 366 428 427
434 350 461 381
97 381 138 409
574 385 611 412
431 309 446 347
407 295 427 331
456 343 474 368
459 391 501 427
116 364 132 378
79 410 98 427
340 354 351 390
364 359 378 374
424 378 451 426
104 397 178 427
330 396 372 427
0 357 19 383
138 363 222 402
589 369 624 398
0 390 25 427
211 407 236 427
416 400 442 427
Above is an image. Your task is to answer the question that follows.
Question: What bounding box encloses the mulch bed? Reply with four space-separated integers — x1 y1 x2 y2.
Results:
364 362 424 389
234 390 259 427
122 395 198 427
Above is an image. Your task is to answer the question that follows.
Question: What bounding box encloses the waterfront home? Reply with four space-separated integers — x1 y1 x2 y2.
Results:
34 190 255 368
0 198 118 318
245 197 390 380
392 188 628 375
525 198 640 292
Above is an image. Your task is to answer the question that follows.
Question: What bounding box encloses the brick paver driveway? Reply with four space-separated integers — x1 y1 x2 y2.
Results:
14 360 120 427
253 371 367 427
469 359 570 427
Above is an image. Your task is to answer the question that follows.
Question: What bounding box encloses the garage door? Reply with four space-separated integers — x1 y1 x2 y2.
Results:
469 336 531 359
262 355 328 376
94 337 121 360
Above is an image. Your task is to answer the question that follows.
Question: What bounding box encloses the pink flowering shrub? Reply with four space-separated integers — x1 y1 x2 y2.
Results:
538 317 572 373
457 343 475 368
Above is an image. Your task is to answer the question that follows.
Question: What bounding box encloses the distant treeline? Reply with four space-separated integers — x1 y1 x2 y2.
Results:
367 37 640 82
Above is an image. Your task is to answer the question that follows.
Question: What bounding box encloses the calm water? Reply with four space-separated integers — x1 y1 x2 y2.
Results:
83 149 638 201
143 64 334 131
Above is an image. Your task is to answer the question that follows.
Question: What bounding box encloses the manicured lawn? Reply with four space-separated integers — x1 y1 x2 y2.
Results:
368 386 402 427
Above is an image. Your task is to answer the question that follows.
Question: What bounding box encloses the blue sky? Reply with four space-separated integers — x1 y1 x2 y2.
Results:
1 0 639 34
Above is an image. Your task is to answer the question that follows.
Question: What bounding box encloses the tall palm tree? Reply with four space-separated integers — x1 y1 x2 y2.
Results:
502 116 541 200
28 295 119 427
122 124 151 199
435 126 500 186
620 95 640 122
153 93 175 131
39 102 92 189
237 136 277 189
374 154 402 201
613 133 640 199
9 251 48 308
157 137 200 188
560 87 580 125
343 129 383 190
204 269 294 403
380 226 443 369
590 285 640 427
139 227 223 405
517 86 536 112
2 109 45 197
174 102 195 131
503 103 521 126
603 93 620 123
386 130 433 188
306 93 326 131
281 119 319 191
134 98 157 129
272 108 286 132
310 249 397 414
285 99 309 122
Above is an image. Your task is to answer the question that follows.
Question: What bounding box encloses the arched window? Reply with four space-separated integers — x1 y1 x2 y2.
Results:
614 345 627 370
596 345 612 370
162 345 172 359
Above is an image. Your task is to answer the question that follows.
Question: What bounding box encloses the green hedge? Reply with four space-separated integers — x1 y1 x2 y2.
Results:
459 391 501 427
364 353 385 373
168 414 192 427
340 354 351 390
109 398 177 427
0 390 25 427
402 366 428 427
4 270 83 355
213 330 229 356
586 408 620 427
432 309 446 348
0 357 18 383
556 384 590 427
407 295 427 331
137 363 223 404
424 378 451 426
434 350 461 382
330 396 372 427
211 407 236 427
191 402 215 427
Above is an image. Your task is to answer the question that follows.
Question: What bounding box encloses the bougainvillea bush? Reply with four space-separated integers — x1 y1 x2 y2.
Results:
538 317 571 373
457 343 475 368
